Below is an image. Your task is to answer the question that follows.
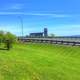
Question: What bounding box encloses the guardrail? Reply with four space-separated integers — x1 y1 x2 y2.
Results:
18 37 80 46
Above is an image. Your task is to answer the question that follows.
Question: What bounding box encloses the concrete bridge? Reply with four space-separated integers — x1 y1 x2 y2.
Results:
18 37 80 46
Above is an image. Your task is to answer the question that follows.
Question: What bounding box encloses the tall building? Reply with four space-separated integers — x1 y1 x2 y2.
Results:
44 28 48 37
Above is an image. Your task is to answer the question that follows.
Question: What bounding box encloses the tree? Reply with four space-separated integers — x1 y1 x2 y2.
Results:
5 32 17 43
49 33 55 38
0 31 4 40
0 31 5 45
0 31 17 43
0 31 17 50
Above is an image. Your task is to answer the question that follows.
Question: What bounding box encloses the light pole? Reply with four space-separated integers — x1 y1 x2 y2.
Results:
18 16 24 38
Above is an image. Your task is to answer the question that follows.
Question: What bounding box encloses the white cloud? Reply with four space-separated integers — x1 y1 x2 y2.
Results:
0 3 24 10
0 12 71 18
9 4 24 10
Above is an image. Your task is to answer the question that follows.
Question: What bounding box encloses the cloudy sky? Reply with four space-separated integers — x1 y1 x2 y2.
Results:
0 0 80 36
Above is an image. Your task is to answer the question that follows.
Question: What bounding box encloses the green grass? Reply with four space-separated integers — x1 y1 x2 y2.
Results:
0 43 80 80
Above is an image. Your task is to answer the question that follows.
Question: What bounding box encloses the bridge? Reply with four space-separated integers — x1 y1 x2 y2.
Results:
19 37 80 46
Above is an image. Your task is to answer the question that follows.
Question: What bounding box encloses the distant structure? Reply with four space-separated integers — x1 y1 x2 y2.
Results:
44 28 48 37
29 28 48 38
30 32 43 38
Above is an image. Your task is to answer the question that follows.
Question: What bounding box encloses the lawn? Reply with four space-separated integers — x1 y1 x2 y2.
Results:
0 43 80 80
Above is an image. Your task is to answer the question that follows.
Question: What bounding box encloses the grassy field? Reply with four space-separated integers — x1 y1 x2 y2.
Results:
0 43 80 80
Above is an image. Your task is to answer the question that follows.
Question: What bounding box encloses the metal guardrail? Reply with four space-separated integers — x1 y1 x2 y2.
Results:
19 37 80 46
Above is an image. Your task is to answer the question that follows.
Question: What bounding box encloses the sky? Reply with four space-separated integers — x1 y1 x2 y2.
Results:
0 0 80 36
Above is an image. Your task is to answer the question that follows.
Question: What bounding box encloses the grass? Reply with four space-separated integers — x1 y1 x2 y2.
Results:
0 43 80 80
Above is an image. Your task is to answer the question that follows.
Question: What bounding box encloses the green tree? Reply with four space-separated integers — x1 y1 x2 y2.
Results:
5 32 17 43
0 31 5 44
0 31 16 50
0 31 17 43
0 31 4 39
49 33 55 37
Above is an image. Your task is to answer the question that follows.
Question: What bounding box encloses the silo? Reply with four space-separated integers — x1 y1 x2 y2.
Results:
44 28 48 37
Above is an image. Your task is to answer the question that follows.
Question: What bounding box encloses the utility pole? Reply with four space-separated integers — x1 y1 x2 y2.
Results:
18 16 24 39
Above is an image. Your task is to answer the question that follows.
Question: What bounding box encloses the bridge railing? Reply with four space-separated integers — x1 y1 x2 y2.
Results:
18 37 80 46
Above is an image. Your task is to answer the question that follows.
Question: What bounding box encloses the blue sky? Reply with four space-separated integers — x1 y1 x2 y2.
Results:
0 0 80 36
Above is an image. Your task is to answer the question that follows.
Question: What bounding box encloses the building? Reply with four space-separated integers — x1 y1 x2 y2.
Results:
29 28 48 38
30 32 43 38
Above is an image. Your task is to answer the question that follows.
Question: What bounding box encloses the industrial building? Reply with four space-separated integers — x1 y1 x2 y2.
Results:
30 28 48 38
30 32 43 38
